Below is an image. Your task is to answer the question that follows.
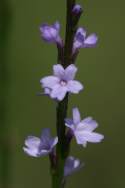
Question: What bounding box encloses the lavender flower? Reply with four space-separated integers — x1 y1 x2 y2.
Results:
40 21 62 45
73 27 98 53
65 108 104 147
64 156 84 177
23 128 58 157
72 4 83 14
40 64 83 101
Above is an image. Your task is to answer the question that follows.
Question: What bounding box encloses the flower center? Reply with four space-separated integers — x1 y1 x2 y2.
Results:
60 80 67 86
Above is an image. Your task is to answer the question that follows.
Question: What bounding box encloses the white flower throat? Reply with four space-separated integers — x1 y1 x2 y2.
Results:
60 80 67 86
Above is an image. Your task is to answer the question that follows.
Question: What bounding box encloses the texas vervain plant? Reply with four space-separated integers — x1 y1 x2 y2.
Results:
23 1 104 188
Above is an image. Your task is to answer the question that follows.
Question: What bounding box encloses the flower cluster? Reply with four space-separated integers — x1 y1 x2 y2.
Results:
23 1 104 184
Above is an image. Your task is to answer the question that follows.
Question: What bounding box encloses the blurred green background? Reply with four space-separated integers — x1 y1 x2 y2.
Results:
0 0 125 187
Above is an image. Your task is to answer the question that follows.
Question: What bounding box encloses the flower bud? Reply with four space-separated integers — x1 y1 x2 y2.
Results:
40 22 62 44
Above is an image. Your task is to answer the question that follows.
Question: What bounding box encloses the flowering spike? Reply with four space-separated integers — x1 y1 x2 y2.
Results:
40 64 83 101
23 1 104 187
65 108 104 147
23 128 58 157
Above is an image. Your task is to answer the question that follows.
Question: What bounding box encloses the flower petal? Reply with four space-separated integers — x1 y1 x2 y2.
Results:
38 149 50 156
50 84 67 101
40 22 60 43
73 28 86 51
74 131 86 145
53 64 64 78
25 136 41 149
72 108 81 125
73 40 83 51
44 88 51 95
79 131 104 143
65 118 73 125
65 64 78 80
65 122 75 131
84 34 98 47
40 76 59 89
41 128 51 144
76 27 86 39
78 117 98 132
53 21 60 31
50 137 58 148
67 80 83 93
23 147 39 157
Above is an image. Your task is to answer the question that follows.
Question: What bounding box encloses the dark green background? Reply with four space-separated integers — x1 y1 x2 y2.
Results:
0 0 125 187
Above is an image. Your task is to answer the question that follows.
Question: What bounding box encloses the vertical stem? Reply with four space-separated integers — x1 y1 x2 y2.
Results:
51 172 65 188
57 43 64 64
0 1 11 188
56 94 68 155
51 0 83 187
52 1 76 187
52 94 68 188
64 0 76 67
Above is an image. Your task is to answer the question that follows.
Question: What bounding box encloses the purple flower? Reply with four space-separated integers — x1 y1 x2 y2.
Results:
40 64 83 101
40 21 62 45
73 27 98 53
65 108 104 147
72 4 83 14
23 128 58 157
64 156 84 177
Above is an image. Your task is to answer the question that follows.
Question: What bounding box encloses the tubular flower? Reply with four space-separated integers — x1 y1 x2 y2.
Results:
40 64 83 101
40 21 62 45
65 108 104 147
73 27 98 53
23 128 58 157
64 156 84 177
72 4 83 14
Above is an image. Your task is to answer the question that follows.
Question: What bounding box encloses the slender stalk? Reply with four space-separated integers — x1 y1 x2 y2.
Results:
0 1 11 188
56 94 69 156
64 0 76 67
51 94 68 188
51 0 83 187
51 171 66 188
57 42 64 64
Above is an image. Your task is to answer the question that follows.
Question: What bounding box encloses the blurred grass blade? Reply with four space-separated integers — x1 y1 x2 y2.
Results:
0 0 12 187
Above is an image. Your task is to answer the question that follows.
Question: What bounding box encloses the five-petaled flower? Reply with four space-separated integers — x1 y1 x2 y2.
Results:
23 128 58 157
64 156 84 177
40 64 83 101
65 108 104 147
40 21 62 45
73 27 98 53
